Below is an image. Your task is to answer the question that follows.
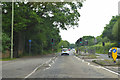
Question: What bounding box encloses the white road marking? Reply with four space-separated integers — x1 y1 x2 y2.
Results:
24 56 56 79
44 57 57 71
74 56 120 76
82 60 84 62
88 63 90 65
24 63 44 79
48 64 51 67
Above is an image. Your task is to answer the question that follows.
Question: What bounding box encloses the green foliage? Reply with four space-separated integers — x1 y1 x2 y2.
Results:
76 15 120 54
2 2 83 57
57 40 70 51
2 32 10 53
102 15 120 42
87 42 117 54
75 36 95 46
112 17 120 42
69 44 75 48
96 36 102 44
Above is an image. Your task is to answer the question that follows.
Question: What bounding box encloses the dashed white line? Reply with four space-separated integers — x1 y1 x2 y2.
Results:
82 60 84 62
88 63 90 65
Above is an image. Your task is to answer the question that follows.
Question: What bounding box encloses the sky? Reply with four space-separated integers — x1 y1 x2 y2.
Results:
60 0 119 44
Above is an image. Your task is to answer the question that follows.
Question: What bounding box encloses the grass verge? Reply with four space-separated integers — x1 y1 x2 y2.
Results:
76 54 97 59
92 59 120 66
0 58 16 61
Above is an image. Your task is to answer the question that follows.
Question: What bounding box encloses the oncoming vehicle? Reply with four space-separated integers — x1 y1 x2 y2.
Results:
61 48 70 55
108 48 120 58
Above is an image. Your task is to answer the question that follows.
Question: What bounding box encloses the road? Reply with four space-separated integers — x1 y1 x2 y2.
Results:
2 52 119 79
96 53 110 60
27 55 118 78
2 54 56 78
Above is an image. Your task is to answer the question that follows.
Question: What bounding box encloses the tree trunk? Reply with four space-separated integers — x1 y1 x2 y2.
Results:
17 31 25 57
13 31 25 58
13 32 18 58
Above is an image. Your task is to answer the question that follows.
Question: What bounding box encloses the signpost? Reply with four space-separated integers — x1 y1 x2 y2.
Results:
112 47 117 63
94 38 97 44
102 42 105 54
102 42 105 46
94 38 97 54
51 39 54 51
29 40 32 55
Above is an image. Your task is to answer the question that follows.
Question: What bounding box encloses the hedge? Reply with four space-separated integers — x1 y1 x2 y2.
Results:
78 42 117 54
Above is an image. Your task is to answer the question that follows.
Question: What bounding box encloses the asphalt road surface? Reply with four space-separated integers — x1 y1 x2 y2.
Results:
28 55 118 78
2 52 119 79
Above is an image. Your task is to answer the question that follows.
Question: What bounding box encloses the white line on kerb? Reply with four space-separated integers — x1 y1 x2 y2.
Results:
24 57 56 79
74 56 120 76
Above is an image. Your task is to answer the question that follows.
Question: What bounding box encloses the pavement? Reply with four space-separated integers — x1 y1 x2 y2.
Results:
1 51 120 79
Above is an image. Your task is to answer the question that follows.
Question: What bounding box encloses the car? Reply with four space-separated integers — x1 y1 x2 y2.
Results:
61 48 70 55
108 48 120 58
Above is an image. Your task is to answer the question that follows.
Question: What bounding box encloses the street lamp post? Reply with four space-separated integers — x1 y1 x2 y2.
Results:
11 0 14 59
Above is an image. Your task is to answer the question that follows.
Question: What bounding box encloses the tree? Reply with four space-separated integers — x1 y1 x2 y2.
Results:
2 1 84 57
57 40 70 48
75 36 95 46
102 16 120 42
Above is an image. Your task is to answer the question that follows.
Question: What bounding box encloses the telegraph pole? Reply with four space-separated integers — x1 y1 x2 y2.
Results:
11 0 14 59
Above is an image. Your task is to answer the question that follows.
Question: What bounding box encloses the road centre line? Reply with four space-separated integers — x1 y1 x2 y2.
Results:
74 56 120 76
24 56 56 79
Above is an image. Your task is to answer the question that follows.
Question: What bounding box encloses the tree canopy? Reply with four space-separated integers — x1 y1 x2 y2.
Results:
2 1 84 57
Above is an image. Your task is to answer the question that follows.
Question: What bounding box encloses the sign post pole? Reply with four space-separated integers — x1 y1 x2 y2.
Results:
29 40 32 55
94 38 97 54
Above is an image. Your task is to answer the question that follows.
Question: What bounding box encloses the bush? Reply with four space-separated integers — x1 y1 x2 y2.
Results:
88 42 117 54
2 33 10 53
78 42 117 54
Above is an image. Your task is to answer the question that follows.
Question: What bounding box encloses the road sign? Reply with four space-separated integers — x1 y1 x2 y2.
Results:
29 40 32 43
112 47 117 63
29 40 32 55
102 42 105 46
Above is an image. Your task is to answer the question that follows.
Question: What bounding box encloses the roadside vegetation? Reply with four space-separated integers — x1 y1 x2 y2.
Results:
0 58 16 61
1 1 84 58
93 59 120 66
76 15 120 54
